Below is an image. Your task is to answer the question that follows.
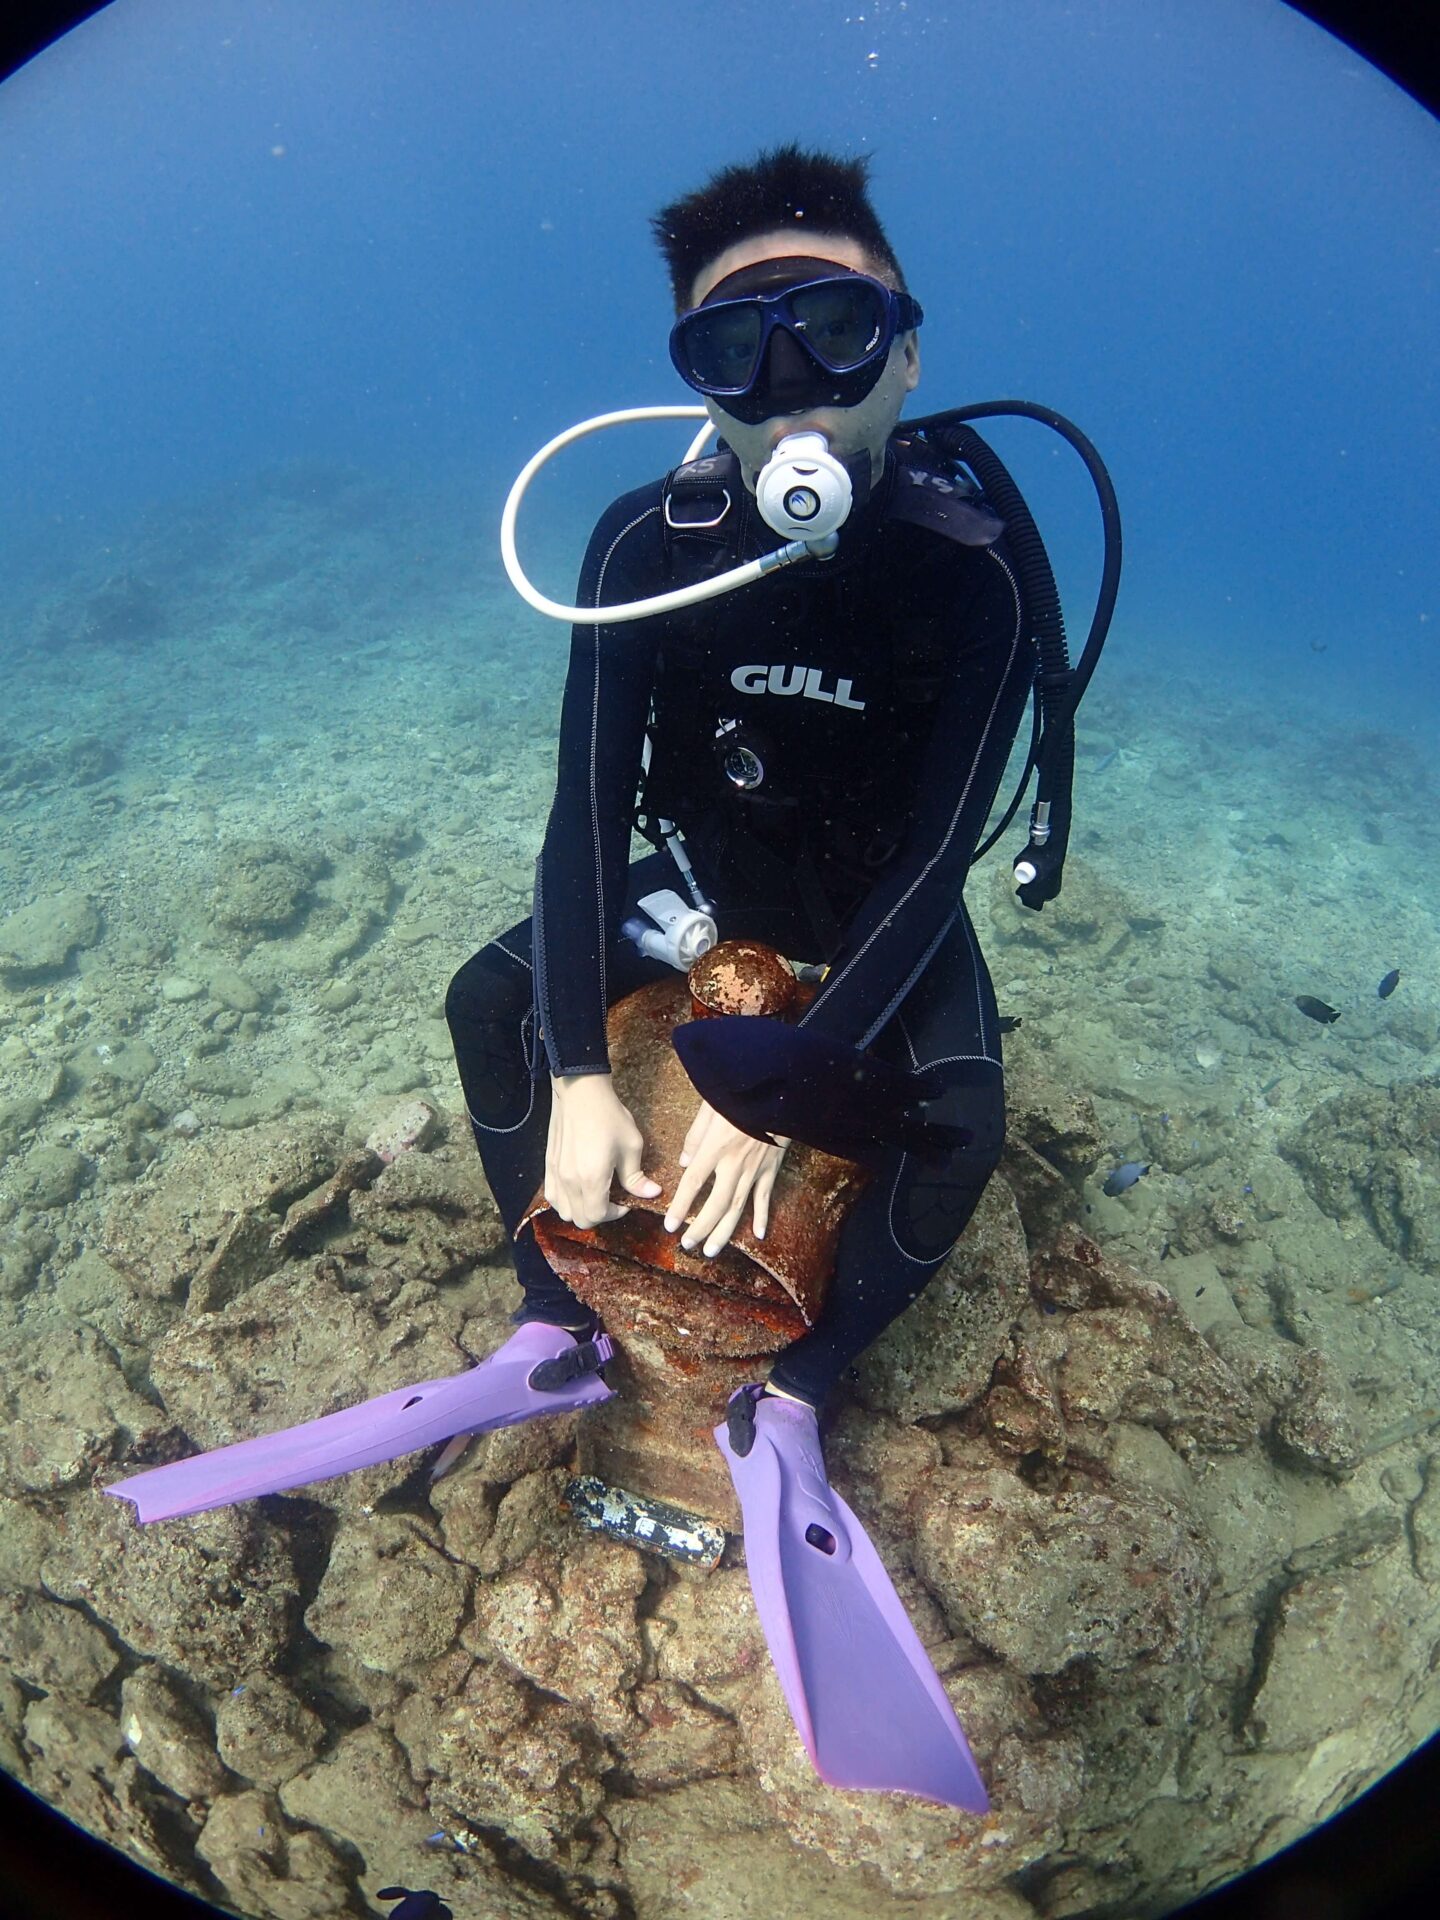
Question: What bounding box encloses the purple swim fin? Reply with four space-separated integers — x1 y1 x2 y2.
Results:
715 1384 989 1812
104 1322 615 1523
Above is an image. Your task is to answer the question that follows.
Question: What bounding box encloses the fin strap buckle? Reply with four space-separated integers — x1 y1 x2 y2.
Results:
529 1333 615 1393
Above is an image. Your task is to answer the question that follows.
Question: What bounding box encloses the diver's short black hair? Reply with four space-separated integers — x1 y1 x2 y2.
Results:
652 145 907 310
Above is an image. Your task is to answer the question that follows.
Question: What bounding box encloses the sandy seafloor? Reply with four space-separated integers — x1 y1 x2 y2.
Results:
1 462 1438 1919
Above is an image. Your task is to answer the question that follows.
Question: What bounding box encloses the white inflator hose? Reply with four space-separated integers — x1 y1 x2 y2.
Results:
499 406 845 626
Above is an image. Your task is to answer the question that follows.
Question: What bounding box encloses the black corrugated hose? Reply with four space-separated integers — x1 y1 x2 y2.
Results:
901 400 1123 908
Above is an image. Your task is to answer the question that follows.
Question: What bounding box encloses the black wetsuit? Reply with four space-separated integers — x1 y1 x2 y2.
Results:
446 431 1036 1407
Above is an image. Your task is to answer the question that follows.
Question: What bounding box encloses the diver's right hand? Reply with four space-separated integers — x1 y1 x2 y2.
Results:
545 1073 661 1229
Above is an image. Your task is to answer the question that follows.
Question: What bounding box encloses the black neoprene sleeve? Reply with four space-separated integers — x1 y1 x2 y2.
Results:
532 484 666 1075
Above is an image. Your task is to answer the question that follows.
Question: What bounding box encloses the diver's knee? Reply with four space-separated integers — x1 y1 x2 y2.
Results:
966 1110 1006 1183
445 941 531 1030
889 1125 1004 1264
443 962 471 1027
933 1068 1005 1174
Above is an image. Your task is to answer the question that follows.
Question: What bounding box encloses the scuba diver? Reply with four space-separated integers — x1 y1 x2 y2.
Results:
450 147 1043 1810
106 146 1119 1816
454 146 1030 1357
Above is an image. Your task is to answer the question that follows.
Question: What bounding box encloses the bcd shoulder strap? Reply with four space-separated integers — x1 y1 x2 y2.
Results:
885 435 1006 547
661 447 742 569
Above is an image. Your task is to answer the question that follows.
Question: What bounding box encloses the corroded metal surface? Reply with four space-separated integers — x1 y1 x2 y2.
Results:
525 975 865 1335
522 970 868 1519
688 938 799 1018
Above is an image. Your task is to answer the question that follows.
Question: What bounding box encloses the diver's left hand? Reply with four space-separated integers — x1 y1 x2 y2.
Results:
663 1101 788 1258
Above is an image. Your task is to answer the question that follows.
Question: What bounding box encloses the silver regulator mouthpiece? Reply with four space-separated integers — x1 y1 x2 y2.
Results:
755 433 854 542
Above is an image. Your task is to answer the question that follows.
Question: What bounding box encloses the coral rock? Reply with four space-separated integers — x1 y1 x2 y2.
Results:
913 1467 1216 1676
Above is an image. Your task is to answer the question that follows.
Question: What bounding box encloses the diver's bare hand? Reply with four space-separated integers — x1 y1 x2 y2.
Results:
546 1073 660 1229
664 1100 788 1258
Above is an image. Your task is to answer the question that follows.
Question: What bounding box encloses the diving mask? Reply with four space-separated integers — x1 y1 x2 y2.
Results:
669 256 923 426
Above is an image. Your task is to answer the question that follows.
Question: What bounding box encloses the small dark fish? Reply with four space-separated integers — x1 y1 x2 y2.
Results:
1378 969 1400 999
673 1016 983 1163
1294 995 1341 1024
998 1015 1022 1033
378 1892 453 1920
1310 640 1328 653
1093 748 1119 773
1102 1160 1149 1196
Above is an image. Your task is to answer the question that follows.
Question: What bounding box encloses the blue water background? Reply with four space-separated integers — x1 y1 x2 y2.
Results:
1 0 1435 734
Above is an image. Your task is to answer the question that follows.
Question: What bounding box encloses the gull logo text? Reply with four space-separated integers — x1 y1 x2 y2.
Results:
730 664 866 710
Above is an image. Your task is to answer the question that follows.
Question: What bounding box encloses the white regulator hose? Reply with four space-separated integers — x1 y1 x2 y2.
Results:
499 406 844 626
